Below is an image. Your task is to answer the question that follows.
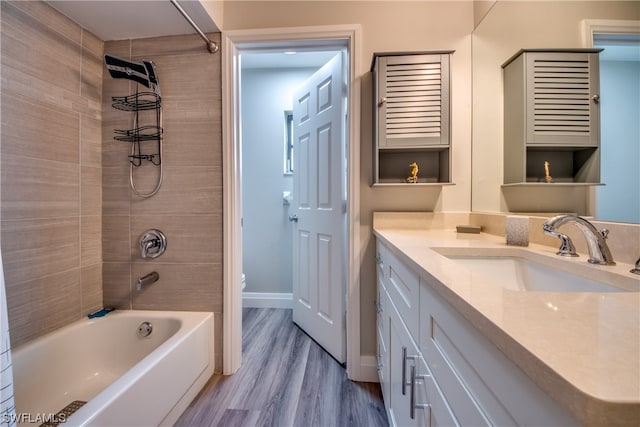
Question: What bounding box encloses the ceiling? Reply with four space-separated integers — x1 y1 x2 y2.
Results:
46 0 219 41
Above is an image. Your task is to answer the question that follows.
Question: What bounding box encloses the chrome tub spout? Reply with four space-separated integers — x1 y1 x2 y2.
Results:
136 271 159 291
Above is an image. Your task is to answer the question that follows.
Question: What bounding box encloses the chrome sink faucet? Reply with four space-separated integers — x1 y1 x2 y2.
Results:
543 214 616 266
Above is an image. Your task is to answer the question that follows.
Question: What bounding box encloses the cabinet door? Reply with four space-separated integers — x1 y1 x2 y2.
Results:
377 284 391 404
388 306 420 427
375 53 451 149
385 247 420 340
524 51 600 147
413 358 459 427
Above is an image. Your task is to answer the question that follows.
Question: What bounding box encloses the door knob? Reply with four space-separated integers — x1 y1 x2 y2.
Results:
288 214 299 222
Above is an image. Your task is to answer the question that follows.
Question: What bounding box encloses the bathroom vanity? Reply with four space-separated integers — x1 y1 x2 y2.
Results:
374 213 639 427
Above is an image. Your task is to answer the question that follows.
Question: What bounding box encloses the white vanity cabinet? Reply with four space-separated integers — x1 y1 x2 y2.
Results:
376 240 455 426
376 238 579 427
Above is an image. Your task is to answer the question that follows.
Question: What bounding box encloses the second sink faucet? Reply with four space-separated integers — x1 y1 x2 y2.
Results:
543 214 616 266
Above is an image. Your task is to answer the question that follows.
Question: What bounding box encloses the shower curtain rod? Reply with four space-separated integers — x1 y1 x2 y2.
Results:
170 0 219 54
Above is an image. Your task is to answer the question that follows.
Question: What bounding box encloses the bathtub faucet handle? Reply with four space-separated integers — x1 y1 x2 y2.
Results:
139 229 167 259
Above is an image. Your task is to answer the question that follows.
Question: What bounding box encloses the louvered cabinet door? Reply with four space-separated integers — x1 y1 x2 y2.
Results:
376 53 451 148
525 51 600 146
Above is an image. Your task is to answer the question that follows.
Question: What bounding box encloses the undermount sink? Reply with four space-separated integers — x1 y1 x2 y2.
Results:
433 247 637 293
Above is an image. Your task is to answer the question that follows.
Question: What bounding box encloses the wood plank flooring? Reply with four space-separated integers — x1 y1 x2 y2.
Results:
175 308 389 427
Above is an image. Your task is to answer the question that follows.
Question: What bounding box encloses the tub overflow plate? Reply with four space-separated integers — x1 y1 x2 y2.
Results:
137 321 153 338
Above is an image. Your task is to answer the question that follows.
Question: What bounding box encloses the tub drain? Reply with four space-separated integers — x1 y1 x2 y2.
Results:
137 321 153 337
40 400 86 427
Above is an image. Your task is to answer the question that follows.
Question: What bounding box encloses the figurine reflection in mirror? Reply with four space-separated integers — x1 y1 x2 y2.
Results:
544 161 553 183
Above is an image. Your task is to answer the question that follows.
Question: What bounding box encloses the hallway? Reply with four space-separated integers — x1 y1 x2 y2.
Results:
176 308 388 427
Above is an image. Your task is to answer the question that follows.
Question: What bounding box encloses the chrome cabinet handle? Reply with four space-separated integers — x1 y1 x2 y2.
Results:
592 94 600 104
410 365 431 420
288 214 299 222
376 254 383 266
402 346 417 395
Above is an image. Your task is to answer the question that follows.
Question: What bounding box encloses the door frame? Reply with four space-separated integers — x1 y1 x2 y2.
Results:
221 25 364 379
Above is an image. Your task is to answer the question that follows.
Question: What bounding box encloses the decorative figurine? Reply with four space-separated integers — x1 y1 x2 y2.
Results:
544 161 553 183
407 162 419 183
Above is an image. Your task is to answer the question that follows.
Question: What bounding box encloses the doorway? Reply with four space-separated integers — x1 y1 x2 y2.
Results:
593 33 640 223
221 26 363 379
240 50 341 309
584 20 640 222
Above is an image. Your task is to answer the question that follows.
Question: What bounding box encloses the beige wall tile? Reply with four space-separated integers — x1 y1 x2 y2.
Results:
1 154 79 220
130 166 221 216
4 1 81 45
102 215 130 262
131 263 221 312
81 215 102 266
1 0 104 347
6 268 81 348
162 118 222 167
130 215 221 264
81 30 104 102
102 165 130 216
1 2 82 94
81 165 102 216
81 263 103 315
102 262 131 310
1 92 80 163
81 114 102 168
2 217 79 284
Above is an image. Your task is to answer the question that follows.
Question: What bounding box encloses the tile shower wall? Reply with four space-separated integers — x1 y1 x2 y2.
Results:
0 1 103 346
101 35 223 372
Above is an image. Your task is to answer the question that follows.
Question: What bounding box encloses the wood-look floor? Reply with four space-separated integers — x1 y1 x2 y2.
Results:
175 308 389 427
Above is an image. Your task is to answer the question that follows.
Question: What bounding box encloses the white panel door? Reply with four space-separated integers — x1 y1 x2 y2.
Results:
291 53 346 363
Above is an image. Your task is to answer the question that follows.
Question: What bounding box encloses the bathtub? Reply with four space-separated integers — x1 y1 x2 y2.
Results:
11 310 214 426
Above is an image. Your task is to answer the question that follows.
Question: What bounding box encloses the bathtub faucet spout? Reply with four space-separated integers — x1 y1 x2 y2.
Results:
136 271 159 291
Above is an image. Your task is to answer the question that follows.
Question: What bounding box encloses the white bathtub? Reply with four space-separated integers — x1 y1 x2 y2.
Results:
11 310 214 426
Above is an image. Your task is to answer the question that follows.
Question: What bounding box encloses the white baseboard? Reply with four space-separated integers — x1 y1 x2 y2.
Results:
358 355 380 383
242 292 293 309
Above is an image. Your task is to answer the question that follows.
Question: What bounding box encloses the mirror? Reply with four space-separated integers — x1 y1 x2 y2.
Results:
471 1 639 223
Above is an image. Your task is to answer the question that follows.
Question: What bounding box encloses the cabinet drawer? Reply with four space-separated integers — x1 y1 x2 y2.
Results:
419 286 491 426
389 302 421 427
420 282 578 427
377 284 391 405
384 246 420 339
414 357 459 427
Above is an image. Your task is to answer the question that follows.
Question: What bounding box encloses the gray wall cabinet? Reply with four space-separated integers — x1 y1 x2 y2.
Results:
372 51 454 185
502 49 603 185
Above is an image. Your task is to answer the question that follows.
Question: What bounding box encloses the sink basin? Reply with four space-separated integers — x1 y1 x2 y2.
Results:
433 248 636 293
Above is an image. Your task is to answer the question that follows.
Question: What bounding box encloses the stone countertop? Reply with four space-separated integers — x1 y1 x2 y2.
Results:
373 224 640 427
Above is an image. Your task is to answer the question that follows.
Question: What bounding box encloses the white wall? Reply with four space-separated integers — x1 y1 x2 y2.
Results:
597 60 640 223
241 68 316 294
